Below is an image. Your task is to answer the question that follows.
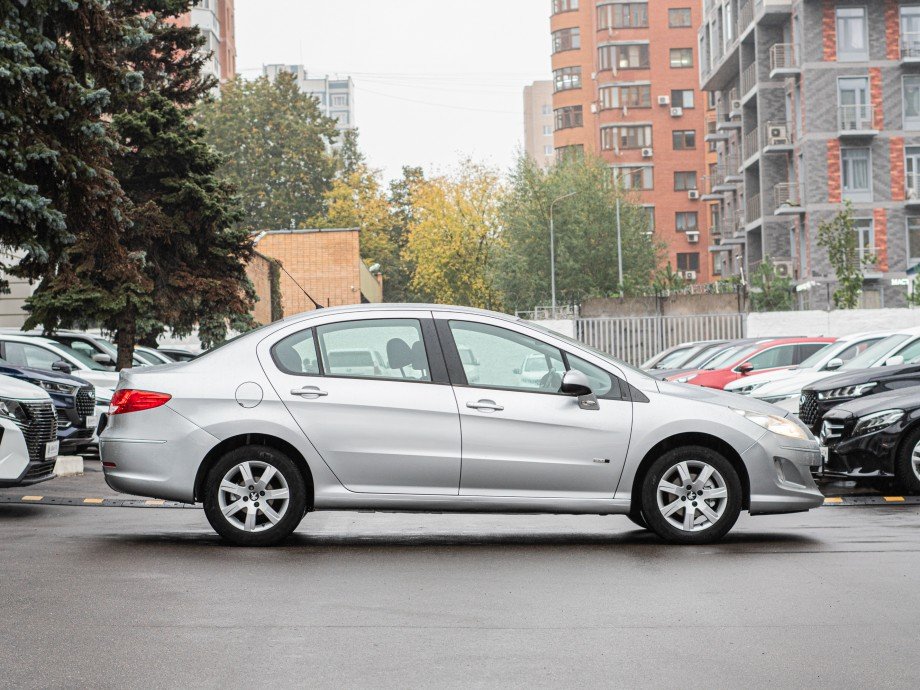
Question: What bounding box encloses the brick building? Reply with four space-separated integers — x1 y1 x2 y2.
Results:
254 228 383 317
550 0 712 283
172 0 236 85
699 0 920 308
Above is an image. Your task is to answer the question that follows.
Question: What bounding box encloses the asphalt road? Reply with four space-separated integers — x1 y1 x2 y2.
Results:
2 469 920 688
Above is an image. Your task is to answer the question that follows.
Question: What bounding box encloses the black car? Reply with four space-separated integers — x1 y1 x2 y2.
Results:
799 362 920 434
0 359 96 453
820 386 920 492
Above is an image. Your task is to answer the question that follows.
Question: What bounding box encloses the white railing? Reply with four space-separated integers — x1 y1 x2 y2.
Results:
741 61 758 95
745 192 762 225
738 1 755 35
902 32 920 59
838 104 875 132
743 128 760 160
770 43 798 72
907 172 920 201
774 182 801 208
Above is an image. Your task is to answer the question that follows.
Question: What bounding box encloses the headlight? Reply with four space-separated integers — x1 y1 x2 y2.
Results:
733 408 810 440
0 398 29 426
852 409 904 436
817 382 877 401
760 393 797 404
734 383 764 396
27 379 78 395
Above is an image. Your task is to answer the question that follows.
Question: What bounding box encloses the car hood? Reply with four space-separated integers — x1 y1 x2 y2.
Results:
0 373 51 401
724 367 800 391
829 386 920 418
656 379 790 417
0 363 93 388
751 370 837 397
806 363 920 392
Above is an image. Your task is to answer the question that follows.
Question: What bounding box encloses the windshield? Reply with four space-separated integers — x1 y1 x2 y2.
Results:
703 344 758 370
650 346 696 369
54 342 108 370
841 334 911 370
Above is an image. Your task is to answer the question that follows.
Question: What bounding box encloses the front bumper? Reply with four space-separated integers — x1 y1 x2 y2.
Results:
743 432 825 514
820 427 900 479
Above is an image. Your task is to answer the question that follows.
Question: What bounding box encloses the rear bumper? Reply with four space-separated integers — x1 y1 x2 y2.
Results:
743 433 825 514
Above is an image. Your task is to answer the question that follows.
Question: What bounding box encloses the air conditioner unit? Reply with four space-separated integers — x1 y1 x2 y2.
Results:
774 261 794 278
658 95 671 106
687 231 700 243
688 189 700 200
768 125 789 146
670 107 684 117
590 103 598 113
641 147 654 158
684 270 698 281
591 72 597 80
731 100 742 112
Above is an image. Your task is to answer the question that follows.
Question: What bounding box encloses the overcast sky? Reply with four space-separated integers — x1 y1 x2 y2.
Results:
235 0 551 182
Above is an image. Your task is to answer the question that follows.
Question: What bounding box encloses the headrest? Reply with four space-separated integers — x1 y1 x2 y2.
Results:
386 338 413 369
410 340 428 371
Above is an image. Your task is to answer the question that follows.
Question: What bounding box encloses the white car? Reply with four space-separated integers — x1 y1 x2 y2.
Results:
724 332 886 399
0 374 59 487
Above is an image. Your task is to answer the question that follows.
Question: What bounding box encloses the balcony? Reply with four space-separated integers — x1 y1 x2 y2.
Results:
838 105 878 137
724 153 743 182
902 32 920 63
907 173 920 207
740 62 758 101
745 192 762 229
762 121 793 154
769 44 800 79
773 182 805 215
738 1 755 38
742 128 761 166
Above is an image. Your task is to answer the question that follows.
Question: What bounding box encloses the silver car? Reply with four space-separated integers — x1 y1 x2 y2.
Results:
100 305 824 546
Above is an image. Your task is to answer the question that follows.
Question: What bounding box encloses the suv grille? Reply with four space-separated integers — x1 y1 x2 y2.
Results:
22 401 58 464
76 386 95 417
799 391 819 427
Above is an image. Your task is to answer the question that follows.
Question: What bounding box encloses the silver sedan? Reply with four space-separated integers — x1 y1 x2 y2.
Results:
100 304 824 546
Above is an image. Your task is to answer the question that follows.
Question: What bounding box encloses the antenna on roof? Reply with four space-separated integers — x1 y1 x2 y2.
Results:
276 262 323 310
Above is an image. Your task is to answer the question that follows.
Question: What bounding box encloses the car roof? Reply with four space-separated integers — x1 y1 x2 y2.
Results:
278 303 521 326
0 333 64 347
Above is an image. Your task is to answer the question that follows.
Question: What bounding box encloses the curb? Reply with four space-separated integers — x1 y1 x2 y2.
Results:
53 456 84 478
0 495 197 509
823 495 919 506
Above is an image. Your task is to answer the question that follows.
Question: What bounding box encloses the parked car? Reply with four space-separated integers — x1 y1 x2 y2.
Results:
0 359 96 453
0 375 59 487
668 337 835 390
641 340 727 372
0 329 149 369
819 386 920 492
724 331 886 403
135 346 175 365
156 347 199 362
100 304 824 547
653 338 765 380
456 346 480 383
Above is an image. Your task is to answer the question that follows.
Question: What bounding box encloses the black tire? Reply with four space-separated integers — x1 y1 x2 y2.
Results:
640 446 742 545
203 445 307 547
627 510 649 530
894 428 920 495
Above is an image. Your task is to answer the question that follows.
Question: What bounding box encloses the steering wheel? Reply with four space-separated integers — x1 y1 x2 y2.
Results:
539 369 563 392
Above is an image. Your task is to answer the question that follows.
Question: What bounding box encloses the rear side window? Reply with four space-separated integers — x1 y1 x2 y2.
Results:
2 342 60 370
317 319 431 381
745 345 797 371
271 329 320 375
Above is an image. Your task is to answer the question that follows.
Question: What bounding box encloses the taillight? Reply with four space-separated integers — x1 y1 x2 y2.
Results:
109 389 172 415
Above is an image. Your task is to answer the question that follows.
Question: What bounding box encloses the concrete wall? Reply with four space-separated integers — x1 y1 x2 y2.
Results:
580 292 743 317
747 307 920 337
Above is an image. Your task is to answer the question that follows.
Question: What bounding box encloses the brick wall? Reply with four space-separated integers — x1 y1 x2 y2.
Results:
875 208 889 272
891 137 906 202
246 252 274 325
822 0 837 61
827 140 841 203
885 0 901 60
869 68 884 130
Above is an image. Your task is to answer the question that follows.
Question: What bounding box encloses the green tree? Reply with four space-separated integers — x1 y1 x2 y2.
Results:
817 201 875 309
198 73 339 232
496 154 660 312
748 257 794 312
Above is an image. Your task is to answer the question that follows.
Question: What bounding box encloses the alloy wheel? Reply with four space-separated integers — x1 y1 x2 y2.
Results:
217 460 290 532
911 441 920 482
656 460 729 532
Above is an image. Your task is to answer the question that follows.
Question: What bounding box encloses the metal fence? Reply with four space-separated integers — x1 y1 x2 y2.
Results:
575 313 746 366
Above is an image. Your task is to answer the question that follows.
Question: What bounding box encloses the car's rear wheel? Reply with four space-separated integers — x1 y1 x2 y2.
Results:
894 431 920 495
203 446 307 546
641 446 742 545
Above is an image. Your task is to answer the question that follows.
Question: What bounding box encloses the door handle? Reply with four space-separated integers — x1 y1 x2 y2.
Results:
291 386 328 398
466 399 504 412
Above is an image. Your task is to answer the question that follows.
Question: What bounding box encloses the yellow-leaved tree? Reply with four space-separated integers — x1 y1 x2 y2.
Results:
404 161 504 309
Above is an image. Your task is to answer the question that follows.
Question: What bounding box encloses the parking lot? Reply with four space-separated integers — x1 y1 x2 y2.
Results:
1 461 919 688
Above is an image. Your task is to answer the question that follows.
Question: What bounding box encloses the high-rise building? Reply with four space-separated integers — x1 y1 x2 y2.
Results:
550 0 712 283
263 64 356 135
523 81 556 169
699 1 920 308
176 1 236 85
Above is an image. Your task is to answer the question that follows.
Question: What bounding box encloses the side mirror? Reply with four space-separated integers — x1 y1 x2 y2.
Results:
92 353 114 364
885 355 905 367
561 370 599 410
51 360 73 374
825 357 844 371
738 362 754 375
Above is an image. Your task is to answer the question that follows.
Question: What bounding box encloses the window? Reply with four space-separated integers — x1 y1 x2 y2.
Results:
448 321 565 392
614 165 653 190
841 148 871 202
553 66 582 92
908 217 920 267
676 252 700 272
669 8 692 28
854 218 875 262
315 319 431 381
671 89 695 109
541 104 552 116
554 105 583 130
903 6 920 56
838 76 871 130
745 345 798 371
644 206 655 232
542 125 552 136
2 342 61 370
904 76 920 129
837 7 868 61
676 212 698 232
712 253 724 276
601 124 652 150
272 329 321 375
597 2 648 29
544 145 554 156
552 27 580 53
674 171 698 191
331 94 348 107
556 144 585 162
551 0 578 14
598 43 650 70
670 48 694 68
672 130 696 149
599 83 651 110
567 354 618 398
907 146 920 198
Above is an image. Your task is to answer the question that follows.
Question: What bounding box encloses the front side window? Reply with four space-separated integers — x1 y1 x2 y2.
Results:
552 27 580 53
672 129 696 149
671 89 695 109
567 354 618 398
554 105 583 130
674 171 698 191
841 148 871 202
837 7 868 61
669 8 692 28
316 319 431 381
670 48 694 68
553 66 582 92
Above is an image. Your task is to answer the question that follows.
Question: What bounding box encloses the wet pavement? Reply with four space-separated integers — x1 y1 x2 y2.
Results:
2 465 920 687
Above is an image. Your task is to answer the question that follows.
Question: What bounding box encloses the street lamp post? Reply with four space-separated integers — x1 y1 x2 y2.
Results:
549 191 577 318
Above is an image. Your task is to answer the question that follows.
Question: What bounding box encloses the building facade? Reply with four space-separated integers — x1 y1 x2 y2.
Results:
550 0 713 283
523 80 556 169
174 0 236 84
700 0 920 308
263 64 356 134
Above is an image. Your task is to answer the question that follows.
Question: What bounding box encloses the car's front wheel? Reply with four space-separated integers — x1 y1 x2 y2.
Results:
894 429 920 495
640 446 742 545
203 445 307 546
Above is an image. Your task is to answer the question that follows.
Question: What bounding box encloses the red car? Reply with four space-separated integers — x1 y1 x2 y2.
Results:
667 337 835 390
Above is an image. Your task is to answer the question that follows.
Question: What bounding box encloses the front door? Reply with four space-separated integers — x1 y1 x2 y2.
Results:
437 315 632 499
260 314 462 495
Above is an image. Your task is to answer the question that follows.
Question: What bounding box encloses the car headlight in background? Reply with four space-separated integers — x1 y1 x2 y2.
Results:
0 397 29 427
732 408 810 440
760 393 798 404
817 382 877 401
26 379 78 395
852 409 904 436
734 383 765 395
674 375 696 383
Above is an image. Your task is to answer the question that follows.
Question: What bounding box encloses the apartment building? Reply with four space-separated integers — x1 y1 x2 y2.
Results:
263 64 356 135
524 81 556 169
700 0 920 308
174 0 236 84
551 0 712 283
